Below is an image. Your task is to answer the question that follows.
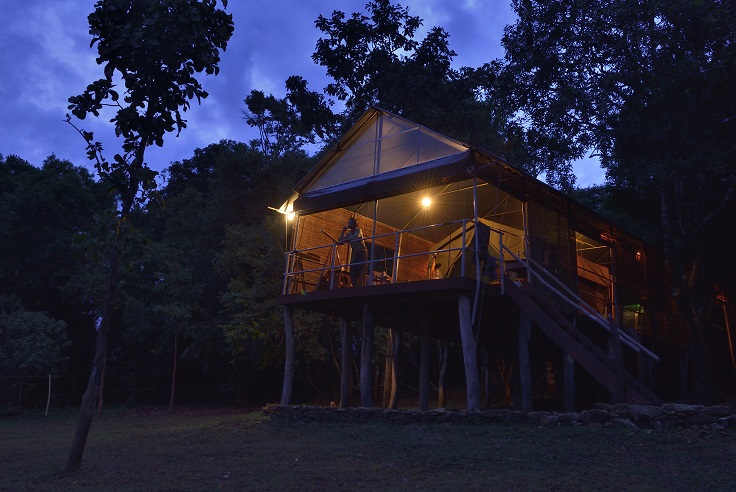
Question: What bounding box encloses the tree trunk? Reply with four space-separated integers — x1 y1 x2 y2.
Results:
339 318 351 408
388 329 401 410
419 324 431 411
169 328 178 412
66 247 121 471
382 334 392 407
96 356 106 418
360 304 374 407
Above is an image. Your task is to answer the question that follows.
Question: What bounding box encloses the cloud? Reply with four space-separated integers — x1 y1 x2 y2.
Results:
0 0 602 185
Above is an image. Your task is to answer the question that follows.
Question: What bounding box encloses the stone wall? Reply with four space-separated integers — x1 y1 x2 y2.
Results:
264 403 736 430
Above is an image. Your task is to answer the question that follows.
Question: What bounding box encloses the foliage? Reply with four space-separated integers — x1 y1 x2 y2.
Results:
0 299 70 377
501 0 736 399
67 0 234 207
244 76 340 160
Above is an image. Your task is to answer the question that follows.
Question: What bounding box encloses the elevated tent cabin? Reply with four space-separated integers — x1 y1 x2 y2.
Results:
276 107 683 411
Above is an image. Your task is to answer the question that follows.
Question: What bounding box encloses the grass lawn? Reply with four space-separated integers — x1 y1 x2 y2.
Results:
1 406 734 491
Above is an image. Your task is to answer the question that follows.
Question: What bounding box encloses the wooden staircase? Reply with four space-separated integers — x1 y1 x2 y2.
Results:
504 278 662 406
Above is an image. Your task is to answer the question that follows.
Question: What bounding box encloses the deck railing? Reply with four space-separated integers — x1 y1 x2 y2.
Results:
282 219 481 295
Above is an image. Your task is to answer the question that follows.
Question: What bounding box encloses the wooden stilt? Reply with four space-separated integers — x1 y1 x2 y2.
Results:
419 323 431 411
563 352 575 412
608 319 625 403
340 318 351 409
360 304 374 407
437 340 448 408
518 310 533 411
458 294 480 410
281 306 295 405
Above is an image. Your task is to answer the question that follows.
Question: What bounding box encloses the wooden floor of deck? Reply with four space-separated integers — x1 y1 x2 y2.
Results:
276 277 522 347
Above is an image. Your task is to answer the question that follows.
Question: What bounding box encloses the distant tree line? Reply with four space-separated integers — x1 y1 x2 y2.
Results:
1 0 734 423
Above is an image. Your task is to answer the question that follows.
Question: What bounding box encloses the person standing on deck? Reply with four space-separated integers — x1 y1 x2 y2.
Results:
338 217 368 287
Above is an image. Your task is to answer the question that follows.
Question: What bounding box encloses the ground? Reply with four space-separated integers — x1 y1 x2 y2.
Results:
2 406 734 490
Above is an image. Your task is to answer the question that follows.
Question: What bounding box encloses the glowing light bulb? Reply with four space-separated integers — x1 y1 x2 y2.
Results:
421 196 432 208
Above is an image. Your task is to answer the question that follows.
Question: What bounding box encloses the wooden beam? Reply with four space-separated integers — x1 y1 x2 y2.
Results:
281 306 295 405
360 304 374 407
458 294 480 410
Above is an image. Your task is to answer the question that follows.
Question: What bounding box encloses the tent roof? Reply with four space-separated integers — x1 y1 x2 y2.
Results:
280 107 648 250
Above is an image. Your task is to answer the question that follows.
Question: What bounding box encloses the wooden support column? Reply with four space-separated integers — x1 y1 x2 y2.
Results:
608 319 625 403
360 304 374 407
388 328 401 409
419 323 431 411
437 340 448 408
281 306 295 405
339 318 351 409
458 294 480 410
518 310 533 411
563 352 575 412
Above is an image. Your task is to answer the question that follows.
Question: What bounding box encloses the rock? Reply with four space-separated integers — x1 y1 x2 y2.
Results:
687 414 721 425
627 405 664 418
704 405 734 416
612 417 637 429
663 403 705 414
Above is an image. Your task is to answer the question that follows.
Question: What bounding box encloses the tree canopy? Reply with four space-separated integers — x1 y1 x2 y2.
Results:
501 0 736 399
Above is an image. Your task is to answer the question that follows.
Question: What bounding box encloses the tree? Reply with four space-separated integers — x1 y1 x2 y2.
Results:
500 0 736 400
0 296 70 409
244 76 340 160
311 0 507 151
64 0 233 469
249 0 520 168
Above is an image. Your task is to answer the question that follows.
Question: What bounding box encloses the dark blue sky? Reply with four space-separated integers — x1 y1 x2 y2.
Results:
0 1 603 185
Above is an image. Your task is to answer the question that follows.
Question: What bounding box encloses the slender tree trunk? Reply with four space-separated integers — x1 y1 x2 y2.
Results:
169 328 178 412
360 304 374 407
339 319 351 408
388 329 401 410
382 334 392 407
66 249 121 471
96 356 106 418
419 324 431 411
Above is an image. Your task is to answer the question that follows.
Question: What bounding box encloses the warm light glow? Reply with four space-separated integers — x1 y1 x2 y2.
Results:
286 212 296 221
421 196 432 208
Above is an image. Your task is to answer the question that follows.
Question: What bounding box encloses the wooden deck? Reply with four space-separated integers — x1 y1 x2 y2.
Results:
277 277 521 345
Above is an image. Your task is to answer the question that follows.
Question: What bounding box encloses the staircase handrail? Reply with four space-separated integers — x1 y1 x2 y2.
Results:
501 245 659 362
